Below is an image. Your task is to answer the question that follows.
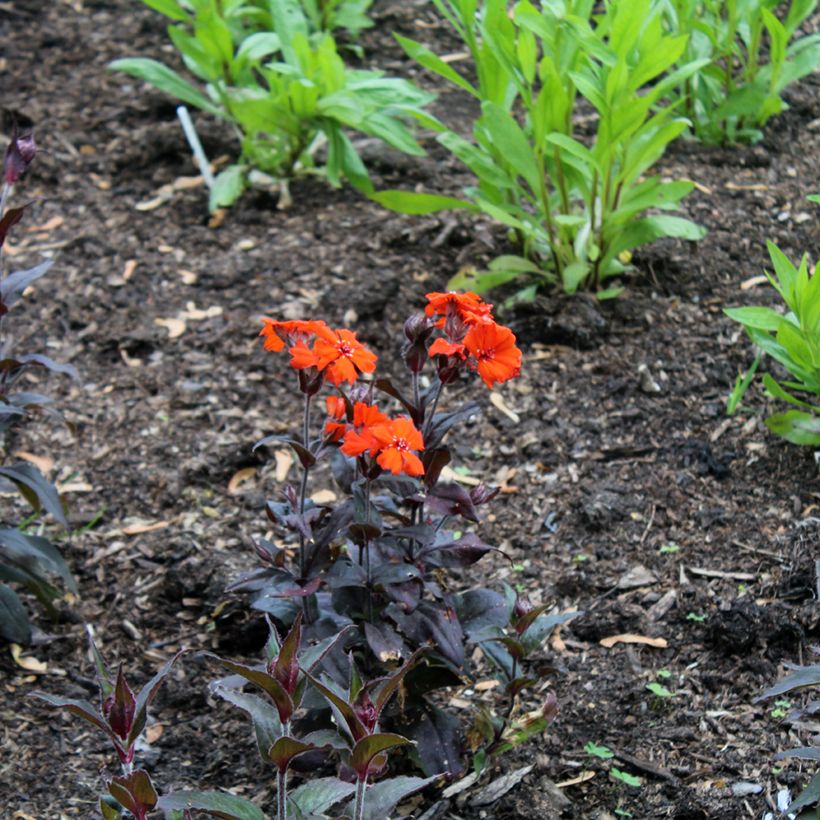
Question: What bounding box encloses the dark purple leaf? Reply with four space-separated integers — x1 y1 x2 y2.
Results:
387 601 464 668
0 582 31 643
394 700 464 777
373 378 419 422
0 462 67 527
519 610 581 654
454 589 511 640
0 528 76 592
422 532 496 568
126 649 185 748
254 435 315 468
372 563 422 587
422 447 451 488
350 733 410 779
4 125 36 184
0 203 29 252
492 636 525 661
305 672 367 743
204 655 295 725
31 693 116 742
211 684 282 758
0 259 52 309
426 401 480 449
426 483 479 522
105 666 136 739
364 622 408 663
755 663 820 701
271 611 302 695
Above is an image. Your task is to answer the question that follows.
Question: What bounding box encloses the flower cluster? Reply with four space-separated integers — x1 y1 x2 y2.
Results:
422 291 522 389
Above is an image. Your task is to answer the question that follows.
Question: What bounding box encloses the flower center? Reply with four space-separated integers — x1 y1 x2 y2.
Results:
476 347 495 360
392 436 409 452
337 341 354 358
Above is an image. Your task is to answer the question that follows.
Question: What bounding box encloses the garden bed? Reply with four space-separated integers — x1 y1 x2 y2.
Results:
1 1 818 817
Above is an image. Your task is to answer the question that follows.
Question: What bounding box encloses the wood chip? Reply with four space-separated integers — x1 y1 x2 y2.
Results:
740 274 769 290
227 467 256 495
123 259 137 281
556 771 596 789
26 216 64 233
274 449 293 482
12 451 54 475
122 520 170 536
688 566 756 581
474 679 501 691
489 391 520 423
725 182 769 191
599 634 668 649
471 764 534 806
154 317 186 339
440 465 481 486
311 489 337 504
10 644 48 673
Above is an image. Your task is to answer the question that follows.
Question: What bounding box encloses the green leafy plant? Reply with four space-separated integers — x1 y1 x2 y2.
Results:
725 225 820 446
375 0 706 299
611 767 642 788
660 0 820 143
756 658 820 815
112 0 433 209
585 741 614 759
0 127 78 645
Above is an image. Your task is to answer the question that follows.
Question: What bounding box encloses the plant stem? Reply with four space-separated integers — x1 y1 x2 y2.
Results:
277 767 288 820
298 392 313 620
421 379 444 442
364 478 373 622
353 777 367 820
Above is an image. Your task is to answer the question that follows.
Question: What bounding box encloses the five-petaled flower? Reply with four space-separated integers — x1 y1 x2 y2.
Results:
424 290 493 328
371 417 425 477
340 402 390 458
292 327 378 386
259 319 328 352
464 322 522 389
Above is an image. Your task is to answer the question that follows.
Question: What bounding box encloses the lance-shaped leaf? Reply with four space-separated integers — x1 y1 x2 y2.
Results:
106 666 137 739
357 775 437 820
106 770 158 819
0 528 77 593
204 655 295 724
425 483 480 522
270 611 302 695
0 203 29 253
0 259 52 309
125 649 185 749
268 735 317 774
755 663 820 701
15 353 79 380
212 684 282 758
289 777 356 817
31 692 118 743
0 463 67 527
306 672 368 743
99 797 123 820
254 434 316 468
399 699 464 777
350 732 411 779
88 631 114 700
774 746 820 761
157 790 265 820
0 583 31 644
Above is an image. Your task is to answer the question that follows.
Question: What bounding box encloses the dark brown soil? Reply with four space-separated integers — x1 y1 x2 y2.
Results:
1 2 818 818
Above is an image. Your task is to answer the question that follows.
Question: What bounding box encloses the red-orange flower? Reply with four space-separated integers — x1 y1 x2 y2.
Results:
464 322 522 389
370 417 425 477
297 327 377 386
428 338 467 359
259 319 328 352
340 403 390 458
424 291 493 326
324 396 348 441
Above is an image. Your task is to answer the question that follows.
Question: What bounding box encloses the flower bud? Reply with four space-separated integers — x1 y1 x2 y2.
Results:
353 693 378 734
403 313 434 374
4 126 36 185
513 594 533 621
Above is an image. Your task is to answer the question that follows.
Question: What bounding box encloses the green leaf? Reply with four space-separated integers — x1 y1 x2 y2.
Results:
611 767 642 788
479 102 541 193
109 58 223 117
157 791 265 820
545 133 600 174
0 583 31 644
724 306 786 333
646 682 673 698
141 0 188 22
290 777 356 816
395 34 477 98
370 190 473 215
610 215 706 256
585 742 614 759
209 165 246 211
765 410 820 446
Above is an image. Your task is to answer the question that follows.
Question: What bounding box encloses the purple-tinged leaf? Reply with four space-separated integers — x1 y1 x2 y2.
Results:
107 770 158 820
357 775 437 820
372 563 422 587
397 700 464 777
157 790 265 820
364 621 407 663
387 601 464 669
204 655 295 724
305 672 368 743
422 532 497 569
271 611 302 695
422 447 450 487
492 636 525 661
426 401 480 449
0 463 67 527
99 798 123 820
514 603 553 635
32 693 116 741
0 528 76 592
426 483 479 522
88 631 114 700
211 684 282 758
300 624 356 674
269 735 316 773
350 733 410 779
454 589 511 640
126 649 185 748
755 663 820 701
0 204 29 252
373 378 419 423
370 649 425 717
289 777 356 816
254 435 315 468
16 353 79 380
788 770 820 813
0 259 52 310
3 124 36 185
105 666 136 739
519 610 581 654
0 582 31 644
